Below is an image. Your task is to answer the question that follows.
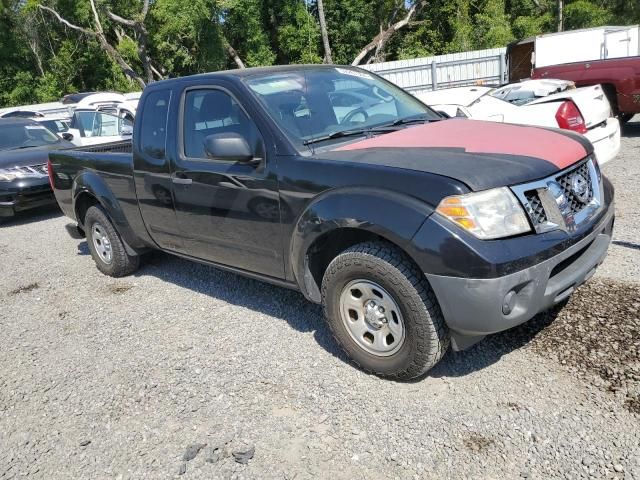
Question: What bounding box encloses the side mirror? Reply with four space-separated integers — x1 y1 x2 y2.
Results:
204 132 254 162
120 125 133 136
61 132 74 141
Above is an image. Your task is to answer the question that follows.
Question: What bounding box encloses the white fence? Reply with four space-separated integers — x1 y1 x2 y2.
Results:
361 47 507 95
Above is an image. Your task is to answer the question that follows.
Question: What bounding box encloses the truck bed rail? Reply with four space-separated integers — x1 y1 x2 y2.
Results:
72 141 132 154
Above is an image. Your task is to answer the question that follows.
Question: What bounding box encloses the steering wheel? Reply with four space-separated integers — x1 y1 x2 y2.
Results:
341 107 369 125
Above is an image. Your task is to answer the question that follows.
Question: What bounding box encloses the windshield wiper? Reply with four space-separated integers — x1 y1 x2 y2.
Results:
389 115 441 127
303 126 396 146
8 145 37 151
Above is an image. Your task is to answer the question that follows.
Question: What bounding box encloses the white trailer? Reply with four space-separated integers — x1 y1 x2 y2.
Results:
534 25 639 68
507 25 640 81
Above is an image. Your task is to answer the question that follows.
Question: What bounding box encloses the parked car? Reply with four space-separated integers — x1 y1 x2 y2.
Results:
35 115 71 137
61 92 101 104
0 101 70 119
507 26 640 122
0 118 73 218
531 58 640 123
123 91 143 109
417 79 621 165
65 93 135 147
49 65 614 379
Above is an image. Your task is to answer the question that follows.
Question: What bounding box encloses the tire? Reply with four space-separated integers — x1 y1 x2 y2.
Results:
321 241 450 380
619 113 634 125
84 205 140 277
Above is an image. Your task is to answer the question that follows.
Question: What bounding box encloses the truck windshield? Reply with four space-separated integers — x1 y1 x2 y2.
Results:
0 122 61 151
245 67 440 147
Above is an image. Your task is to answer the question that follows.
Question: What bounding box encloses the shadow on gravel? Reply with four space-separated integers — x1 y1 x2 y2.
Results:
76 245 347 360
621 120 640 138
427 307 563 381
612 240 640 251
73 241 639 406
0 205 62 227
74 241 564 378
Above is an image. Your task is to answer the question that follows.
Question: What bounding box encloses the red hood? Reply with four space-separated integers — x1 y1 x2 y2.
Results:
335 119 588 170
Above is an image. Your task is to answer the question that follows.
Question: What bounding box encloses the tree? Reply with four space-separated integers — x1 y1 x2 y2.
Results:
38 0 148 87
352 0 427 65
317 0 332 63
105 0 155 83
0 0 634 109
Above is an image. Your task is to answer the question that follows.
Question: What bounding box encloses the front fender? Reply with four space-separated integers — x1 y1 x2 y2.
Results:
72 171 149 252
289 187 433 301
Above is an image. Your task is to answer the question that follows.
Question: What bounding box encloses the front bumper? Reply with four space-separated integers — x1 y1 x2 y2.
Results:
0 178 56 217
585 117 621 166
425 201 614 350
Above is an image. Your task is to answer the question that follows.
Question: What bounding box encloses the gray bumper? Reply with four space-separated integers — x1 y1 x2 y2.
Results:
426 206 614 350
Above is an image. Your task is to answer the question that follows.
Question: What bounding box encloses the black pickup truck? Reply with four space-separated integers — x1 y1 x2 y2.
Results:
49 65 614 379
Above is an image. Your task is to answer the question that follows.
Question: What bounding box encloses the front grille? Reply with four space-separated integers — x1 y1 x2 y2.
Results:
525 191 547 226
511 157 602 234
13 164 48 177
557 161 594 215
32 164 48 175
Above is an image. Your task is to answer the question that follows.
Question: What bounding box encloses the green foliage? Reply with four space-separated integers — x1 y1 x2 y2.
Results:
223 0 276 67
0 0 638 108
149 0 226 75
564 1 612 30
474 0 515 48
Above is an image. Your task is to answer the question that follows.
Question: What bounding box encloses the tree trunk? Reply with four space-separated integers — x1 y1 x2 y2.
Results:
352 1 425 66
106 0 156 84
317 0 332 64
225 41 246 69
557 0 563 32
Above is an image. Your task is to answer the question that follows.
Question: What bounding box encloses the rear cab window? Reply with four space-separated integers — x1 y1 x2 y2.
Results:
139 89 171 159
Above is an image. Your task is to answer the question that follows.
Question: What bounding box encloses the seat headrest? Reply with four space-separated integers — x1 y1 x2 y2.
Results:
199 91 233 120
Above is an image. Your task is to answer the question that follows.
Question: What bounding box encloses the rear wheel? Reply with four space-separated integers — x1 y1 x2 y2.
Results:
321 241 450 380
85 205 139 277
619 113 634 125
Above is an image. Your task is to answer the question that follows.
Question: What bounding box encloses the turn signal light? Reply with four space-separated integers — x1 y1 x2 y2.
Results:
436 198 478 230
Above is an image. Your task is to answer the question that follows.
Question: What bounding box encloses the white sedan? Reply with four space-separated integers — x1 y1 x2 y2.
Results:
416 79 621 165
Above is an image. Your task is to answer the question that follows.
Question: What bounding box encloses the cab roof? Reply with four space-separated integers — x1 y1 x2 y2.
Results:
147 64 358 90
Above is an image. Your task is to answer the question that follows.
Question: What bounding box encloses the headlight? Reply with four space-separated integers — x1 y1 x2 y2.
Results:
436 187 531 239
0 167 42 182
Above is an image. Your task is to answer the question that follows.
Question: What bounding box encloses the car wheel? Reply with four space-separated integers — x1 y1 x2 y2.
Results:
619 113 634 125
321 241 450 379
85 205 140 277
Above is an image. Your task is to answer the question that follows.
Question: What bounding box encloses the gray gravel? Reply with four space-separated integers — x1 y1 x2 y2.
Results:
596 116 640 281
1 119 639 479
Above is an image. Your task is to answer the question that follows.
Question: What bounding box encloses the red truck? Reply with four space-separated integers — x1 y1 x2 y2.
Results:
507 26 640 123
531 57 640 123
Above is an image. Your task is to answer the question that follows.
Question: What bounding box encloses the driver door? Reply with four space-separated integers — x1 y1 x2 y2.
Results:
171 87 284 279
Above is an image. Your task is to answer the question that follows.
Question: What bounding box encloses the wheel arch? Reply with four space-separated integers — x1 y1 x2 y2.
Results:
289 187 433 303
72 172 145 255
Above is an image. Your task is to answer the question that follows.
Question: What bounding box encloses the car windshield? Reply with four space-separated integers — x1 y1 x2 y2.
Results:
245 67 440 147
0 123 61 151
39 119 69 134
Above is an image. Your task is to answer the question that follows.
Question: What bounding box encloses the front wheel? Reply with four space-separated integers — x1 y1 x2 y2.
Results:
321 241 450 380
85 205 140 277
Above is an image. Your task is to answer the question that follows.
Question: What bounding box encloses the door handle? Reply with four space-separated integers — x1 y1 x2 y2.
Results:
172 177 192 185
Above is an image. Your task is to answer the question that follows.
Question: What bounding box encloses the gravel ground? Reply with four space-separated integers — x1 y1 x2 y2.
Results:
594 116 640 281
1 119 639 479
